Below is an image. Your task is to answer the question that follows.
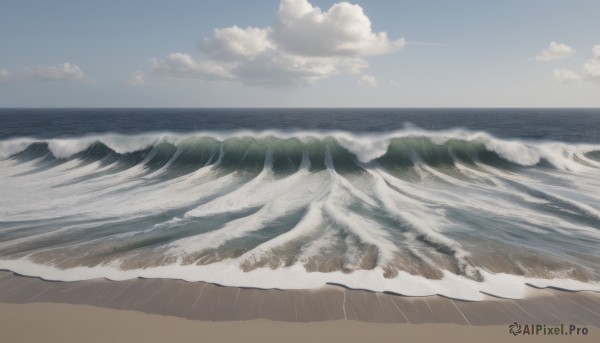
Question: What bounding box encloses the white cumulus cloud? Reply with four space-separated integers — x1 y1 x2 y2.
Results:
553 69 581 82
201 26 273 61
0 63 90 84
357 74 377 87
583 59 600 81
149 52 232 80
0 69 11 83
22 63 88 82
536 41 575 62
582 44 600 82
592 44 600 59
124 71 146 86
144 0 404 87
550 44 600 84
272 0 404 57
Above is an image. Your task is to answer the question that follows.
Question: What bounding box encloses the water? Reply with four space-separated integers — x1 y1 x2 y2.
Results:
2 108 600 142
1 108 599 300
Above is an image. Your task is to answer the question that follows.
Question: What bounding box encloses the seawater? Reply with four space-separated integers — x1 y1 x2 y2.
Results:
0 108 599 300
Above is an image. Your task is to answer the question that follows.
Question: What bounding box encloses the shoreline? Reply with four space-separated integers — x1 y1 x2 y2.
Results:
1 271 599 326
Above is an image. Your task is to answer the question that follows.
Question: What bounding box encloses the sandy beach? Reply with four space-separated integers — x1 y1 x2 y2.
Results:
1 270 599 342
1 302 599 343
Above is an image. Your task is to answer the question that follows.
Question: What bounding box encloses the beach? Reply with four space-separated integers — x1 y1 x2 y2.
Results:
3 303 599 343
1 271 599 342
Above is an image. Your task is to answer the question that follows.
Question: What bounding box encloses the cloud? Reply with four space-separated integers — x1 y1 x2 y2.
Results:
593 45 600 59
145 0 404 87
553 69 581 82
0 69 11 83
536 41 575 62
149 52 232 80
0 63 90 84
201 26 273 61
583 59 600 81
550 44 600 84
22 63 88 82
357 74 377 87
271 0 404 57
582 44 600 82
592 44 600 59
124 71 146 86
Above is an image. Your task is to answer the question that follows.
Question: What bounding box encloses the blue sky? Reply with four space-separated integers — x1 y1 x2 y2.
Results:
1 0 599 107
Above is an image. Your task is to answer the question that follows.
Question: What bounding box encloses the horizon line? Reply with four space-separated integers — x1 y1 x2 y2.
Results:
2 106 600 110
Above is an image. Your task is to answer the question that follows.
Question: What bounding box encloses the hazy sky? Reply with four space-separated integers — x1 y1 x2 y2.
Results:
1 0 599 107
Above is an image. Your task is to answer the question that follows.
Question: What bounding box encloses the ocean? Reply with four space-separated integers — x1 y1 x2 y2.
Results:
0 108 599 301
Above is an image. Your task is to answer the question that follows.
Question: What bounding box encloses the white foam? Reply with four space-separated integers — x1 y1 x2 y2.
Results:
172 169 331 255
483 137 540 166
336 135 389 163
1 259 599 301
239 202 323 263
0 138 38 159
3 129 600 170
2 128 600 301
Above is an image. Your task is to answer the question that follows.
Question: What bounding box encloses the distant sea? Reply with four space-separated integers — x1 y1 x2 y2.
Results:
1 108 599 300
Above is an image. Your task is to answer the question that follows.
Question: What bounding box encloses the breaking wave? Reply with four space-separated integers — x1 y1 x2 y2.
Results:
1 129 599 300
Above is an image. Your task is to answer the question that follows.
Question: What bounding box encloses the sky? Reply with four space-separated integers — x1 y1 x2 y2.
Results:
0 0 599 107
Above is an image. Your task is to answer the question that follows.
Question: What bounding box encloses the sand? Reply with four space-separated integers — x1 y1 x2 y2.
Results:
1 303 599 343
1 270 599 342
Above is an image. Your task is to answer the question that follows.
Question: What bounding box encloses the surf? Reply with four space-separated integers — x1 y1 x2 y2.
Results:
1 129 599 300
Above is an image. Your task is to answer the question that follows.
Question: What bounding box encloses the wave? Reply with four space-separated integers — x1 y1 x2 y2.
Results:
3 129 600 171
1 129 599 300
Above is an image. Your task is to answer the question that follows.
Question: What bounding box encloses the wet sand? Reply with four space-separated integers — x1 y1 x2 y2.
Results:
1 270 599 342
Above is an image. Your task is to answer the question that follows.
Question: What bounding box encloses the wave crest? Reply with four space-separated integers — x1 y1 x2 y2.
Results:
3 130 599 172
